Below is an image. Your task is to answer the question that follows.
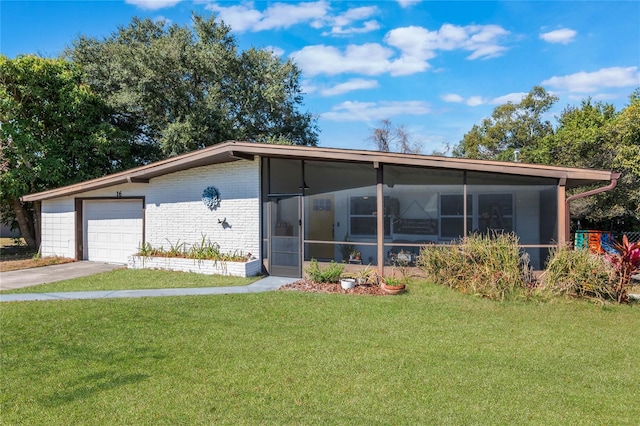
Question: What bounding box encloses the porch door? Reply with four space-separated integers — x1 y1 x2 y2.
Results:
269 196 301 277
307 194 335 260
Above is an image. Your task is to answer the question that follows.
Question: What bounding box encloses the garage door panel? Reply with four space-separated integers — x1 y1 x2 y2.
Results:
84 200 143 264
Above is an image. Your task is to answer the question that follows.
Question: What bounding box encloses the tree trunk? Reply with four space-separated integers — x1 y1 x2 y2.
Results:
11 198 37 250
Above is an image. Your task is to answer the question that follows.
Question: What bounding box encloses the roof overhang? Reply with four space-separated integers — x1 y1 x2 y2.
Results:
21 141 617 202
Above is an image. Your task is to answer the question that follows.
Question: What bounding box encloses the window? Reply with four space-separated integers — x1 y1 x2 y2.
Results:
440 194 472 239
477 194 513 233
349 196 390 237
439 193 514 239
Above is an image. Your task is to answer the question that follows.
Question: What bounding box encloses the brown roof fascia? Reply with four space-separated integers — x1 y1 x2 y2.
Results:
21 141 615 202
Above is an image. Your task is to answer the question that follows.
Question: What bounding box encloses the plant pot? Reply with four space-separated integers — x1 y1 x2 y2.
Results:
340 278 356 290
382 283 406 295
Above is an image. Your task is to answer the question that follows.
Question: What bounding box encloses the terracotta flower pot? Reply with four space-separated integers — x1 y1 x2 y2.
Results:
382 283 405 295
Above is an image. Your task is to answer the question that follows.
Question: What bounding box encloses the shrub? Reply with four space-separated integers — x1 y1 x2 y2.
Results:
605 235 640 303
305 259 345 283
136 238 247 262
418 232 531 300
539 247 616 301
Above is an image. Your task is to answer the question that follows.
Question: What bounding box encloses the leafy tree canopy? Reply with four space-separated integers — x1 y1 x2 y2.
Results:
66 13 318 158
0 55 135 248
453 86 558 162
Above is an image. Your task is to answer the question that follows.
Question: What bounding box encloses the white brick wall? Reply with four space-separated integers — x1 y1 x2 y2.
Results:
41 197 76 258
38 159 261 262
145 159 261 257
128 256 262 277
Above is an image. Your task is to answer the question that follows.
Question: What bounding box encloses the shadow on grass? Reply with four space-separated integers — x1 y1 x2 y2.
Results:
40 371 150 407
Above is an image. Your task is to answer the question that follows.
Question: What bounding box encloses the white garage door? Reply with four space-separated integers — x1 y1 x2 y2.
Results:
84 200 143 263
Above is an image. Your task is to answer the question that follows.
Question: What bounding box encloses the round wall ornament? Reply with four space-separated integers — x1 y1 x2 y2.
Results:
202 186 221 210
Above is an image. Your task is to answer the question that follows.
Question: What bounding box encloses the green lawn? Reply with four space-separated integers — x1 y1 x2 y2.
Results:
1 269 260 294
1 282 638 425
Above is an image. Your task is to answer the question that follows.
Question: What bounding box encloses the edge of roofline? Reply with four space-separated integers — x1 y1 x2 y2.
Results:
21 141 617 202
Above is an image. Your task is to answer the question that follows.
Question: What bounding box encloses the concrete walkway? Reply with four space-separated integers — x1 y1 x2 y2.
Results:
0 261 124 290
0 276 298 303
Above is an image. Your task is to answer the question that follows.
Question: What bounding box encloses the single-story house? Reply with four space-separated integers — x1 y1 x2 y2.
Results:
22 141 619 277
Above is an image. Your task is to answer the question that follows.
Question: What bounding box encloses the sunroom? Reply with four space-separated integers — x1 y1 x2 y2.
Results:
260 147 614 276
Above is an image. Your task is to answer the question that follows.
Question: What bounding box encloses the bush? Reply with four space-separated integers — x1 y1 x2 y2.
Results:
540 247 616 301
305 259 345 283
136 237 248 262
418 232 532 300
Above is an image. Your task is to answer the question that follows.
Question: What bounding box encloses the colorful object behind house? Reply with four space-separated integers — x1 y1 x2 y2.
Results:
574 230 617 254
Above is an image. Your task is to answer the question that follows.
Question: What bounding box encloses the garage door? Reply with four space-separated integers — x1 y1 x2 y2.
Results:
84 200 143 263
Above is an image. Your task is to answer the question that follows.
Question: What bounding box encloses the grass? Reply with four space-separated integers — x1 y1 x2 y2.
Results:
1 282 638 424
1 269 260 294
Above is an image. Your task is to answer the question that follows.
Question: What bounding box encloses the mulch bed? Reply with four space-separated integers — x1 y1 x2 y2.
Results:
280 279 389 296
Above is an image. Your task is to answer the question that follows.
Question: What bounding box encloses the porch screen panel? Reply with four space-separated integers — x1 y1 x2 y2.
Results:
467 171 558 269
303 161 376 263
383 165 464 266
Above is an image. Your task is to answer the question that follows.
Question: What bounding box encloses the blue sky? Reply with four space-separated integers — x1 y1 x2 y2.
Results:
2 0 639 153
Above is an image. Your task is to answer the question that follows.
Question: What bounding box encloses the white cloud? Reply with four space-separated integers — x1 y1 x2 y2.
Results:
540 28 577 44
541 66 640 92
264 46 285 57
320 79 379 96
321 100 430 122
465 96 485 106
490 92 527 104
153 15 172 25
441 92 526 106
125 0 181 10
325 19 381 36
254 1 329 31
441 93 464 103
208 1 380 36
333 6 378 26
207 1 330 32
396 0 421 8
384 23 510 75
291 44 395 76
323 6 380 35
295 23 510 77
462 25 511 59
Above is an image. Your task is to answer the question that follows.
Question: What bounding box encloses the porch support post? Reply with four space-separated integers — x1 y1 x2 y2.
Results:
463 172 468 237
557 178 567 248
376 164 384 276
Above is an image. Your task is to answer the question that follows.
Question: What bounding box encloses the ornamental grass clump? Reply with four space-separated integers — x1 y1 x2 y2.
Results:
419 232 531 301
135 237 248 262
305 259 345 283
539 247 615 302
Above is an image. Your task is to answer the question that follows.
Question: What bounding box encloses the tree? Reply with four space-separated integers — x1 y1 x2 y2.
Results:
579 91 640 230
537 98 617 168
453 86 558 162
369 119 420 154
0 55 135 249
66 14 318 157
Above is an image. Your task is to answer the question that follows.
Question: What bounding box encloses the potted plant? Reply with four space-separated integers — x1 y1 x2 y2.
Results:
340 276 356 290
350 249 361 261
352 264 373 285
380 275 406 295
339 235 355 262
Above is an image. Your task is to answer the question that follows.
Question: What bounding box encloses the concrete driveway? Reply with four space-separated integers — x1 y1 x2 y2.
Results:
0 262 124 291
